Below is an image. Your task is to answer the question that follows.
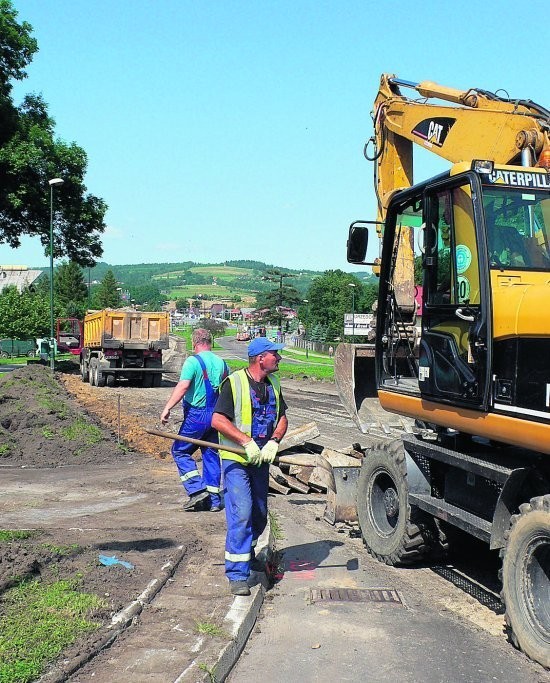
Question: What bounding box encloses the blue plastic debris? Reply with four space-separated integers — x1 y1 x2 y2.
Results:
98 554 134 570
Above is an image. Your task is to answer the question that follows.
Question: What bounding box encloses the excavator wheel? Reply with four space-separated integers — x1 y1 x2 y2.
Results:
357 439 436 565
500 495 550 669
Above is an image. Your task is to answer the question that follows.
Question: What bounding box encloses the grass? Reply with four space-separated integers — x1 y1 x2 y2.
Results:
0 443 10 456
0 530 36 543
268 510 284 540
0 578 104 683
40 543 81 557
194 621 226 638
60 418 103 445
0 357 28 366
225 358 334 382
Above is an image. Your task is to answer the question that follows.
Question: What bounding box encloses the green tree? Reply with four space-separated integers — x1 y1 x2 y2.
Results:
54 261 88 318
305 270 364 342
0 285 51 338
0 2 107 266
256 269 302 327
93 269 121 309
129 282 164 310
175 297 188 312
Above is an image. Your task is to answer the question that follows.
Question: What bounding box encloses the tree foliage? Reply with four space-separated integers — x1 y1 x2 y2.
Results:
304 270 369 342
0 1 107 266
92 269 121 309
0 284 51 338
256 269 301 325
54 261 88 318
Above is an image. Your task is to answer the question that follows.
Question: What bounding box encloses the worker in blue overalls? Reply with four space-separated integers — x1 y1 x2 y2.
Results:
212 337 288 595
161 328 229 511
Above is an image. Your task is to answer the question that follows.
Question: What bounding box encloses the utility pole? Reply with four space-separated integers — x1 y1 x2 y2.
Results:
262 269 294 335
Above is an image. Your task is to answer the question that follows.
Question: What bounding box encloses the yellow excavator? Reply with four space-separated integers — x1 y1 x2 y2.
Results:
337 74 550 668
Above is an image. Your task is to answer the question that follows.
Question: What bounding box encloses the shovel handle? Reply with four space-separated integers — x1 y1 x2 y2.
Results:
145 428 246 456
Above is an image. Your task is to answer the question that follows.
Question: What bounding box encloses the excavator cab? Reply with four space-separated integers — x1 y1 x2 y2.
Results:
340 164 550 439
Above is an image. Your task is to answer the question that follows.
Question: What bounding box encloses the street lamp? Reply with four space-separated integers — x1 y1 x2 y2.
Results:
303 299 309 359
48 177 64 370
348 283 356 344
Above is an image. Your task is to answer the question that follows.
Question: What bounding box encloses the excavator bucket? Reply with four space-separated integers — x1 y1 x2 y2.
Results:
334 342 378 433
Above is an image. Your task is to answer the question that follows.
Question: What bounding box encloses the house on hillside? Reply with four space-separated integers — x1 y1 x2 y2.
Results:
0 265 44 294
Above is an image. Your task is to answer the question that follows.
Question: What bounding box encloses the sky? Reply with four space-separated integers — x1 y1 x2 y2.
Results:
2 0 549 272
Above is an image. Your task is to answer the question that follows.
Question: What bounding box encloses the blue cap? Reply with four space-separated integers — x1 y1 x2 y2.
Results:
247 337 285 357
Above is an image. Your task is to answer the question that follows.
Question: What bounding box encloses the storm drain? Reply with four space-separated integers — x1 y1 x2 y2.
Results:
310 587 403 605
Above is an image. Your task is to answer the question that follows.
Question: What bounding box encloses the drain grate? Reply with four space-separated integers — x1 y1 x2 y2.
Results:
310 587 403 605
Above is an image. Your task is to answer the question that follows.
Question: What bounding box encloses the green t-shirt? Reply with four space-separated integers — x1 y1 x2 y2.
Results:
180 351 227 407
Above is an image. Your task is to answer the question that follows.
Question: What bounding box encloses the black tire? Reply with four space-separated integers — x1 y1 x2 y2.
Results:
500 495 550 668
96 366 106 387
142 373 153 388
26 350 35 358
89 359 97 386
0 351 8 359
153 373 162 388
81 359 89 383
106 374 116 388
357 439 435 565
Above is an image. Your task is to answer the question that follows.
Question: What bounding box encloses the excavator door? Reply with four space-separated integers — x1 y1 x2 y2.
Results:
417 176 490 408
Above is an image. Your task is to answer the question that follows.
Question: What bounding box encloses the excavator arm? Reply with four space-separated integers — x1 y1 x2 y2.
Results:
370 74 550 221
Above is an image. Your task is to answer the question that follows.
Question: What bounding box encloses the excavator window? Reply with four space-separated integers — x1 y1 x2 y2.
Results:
484 188 550 269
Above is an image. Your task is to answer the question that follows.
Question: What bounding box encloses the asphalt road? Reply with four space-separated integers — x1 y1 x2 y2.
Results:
229 495 550 683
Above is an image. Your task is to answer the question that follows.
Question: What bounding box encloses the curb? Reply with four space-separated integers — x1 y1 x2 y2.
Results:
176 523 275 683
39 545 188 683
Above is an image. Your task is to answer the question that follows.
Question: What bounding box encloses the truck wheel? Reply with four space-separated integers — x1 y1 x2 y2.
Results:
142 373 153 388
500 495 550 668
106 374 116 388
0 351 8 359
26 350 35 358
153 373 162 387
89 359 97 386
96 367 106 387
81 359 89 383
357 439 435 565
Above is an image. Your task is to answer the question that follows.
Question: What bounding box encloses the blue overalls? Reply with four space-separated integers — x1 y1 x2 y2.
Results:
218 369 281 582
171 354 227 509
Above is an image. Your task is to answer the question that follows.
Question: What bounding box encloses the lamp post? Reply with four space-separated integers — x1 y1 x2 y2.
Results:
48 177 64 370
303 299 309 359
348 283 356 344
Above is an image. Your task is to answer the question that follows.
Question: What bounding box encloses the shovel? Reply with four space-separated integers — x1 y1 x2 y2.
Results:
146 428 336 493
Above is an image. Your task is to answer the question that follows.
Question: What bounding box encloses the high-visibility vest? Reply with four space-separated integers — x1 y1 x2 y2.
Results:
218 369 281 464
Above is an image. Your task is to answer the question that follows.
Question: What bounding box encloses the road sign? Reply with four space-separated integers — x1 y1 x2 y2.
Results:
344 313 374 336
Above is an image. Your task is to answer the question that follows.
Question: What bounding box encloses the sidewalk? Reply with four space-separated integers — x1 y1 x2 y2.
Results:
227 494 550 683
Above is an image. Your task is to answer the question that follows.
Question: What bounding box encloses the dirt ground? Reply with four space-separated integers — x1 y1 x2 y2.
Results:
0 362 211 677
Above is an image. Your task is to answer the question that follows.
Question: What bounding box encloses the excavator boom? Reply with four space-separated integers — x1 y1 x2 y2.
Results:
371 74 550 220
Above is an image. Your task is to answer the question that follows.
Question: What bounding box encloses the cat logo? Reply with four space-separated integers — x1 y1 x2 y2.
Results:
412 117 456 148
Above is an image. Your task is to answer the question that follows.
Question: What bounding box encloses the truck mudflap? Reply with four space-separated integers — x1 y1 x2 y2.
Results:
334 343 378 433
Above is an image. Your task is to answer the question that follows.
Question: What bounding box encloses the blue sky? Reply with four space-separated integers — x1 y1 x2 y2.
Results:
3 0 549 271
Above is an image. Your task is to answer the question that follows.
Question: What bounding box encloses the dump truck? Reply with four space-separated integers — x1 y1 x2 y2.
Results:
336 74 550 668
80 309 169 387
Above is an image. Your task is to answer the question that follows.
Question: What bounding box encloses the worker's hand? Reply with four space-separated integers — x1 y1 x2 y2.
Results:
243 439 262 466
260 440 279 464
160 407 170 425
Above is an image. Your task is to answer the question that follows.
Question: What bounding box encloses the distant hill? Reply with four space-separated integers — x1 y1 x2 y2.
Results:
33 259 376 306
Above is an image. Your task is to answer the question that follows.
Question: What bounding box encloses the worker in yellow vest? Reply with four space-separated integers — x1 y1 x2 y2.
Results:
212 337 288 596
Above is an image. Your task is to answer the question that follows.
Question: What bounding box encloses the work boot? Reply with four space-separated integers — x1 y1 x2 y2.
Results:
183 490 210 511
230 580 251 596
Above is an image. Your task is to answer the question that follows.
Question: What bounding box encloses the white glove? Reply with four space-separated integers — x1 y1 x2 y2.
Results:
243 440 262 466
261 440 279 464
